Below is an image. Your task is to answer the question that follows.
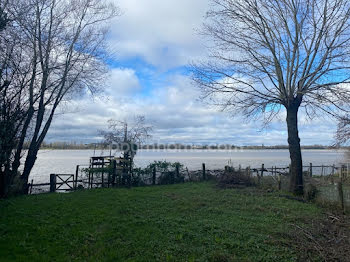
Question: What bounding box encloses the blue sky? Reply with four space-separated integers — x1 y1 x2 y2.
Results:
47 0 338 146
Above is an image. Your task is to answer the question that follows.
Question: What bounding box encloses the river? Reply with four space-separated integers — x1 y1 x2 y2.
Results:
29 149 347 183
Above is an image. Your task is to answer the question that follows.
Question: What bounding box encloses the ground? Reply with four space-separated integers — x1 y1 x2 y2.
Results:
0 182 334 261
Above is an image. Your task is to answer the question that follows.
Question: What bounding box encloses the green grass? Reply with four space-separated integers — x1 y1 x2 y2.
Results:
0 182 321 261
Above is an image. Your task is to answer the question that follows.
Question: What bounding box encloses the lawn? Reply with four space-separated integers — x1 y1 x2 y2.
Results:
0 182 322 261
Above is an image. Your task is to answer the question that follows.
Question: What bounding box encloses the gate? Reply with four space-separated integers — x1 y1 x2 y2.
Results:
50 174 75 192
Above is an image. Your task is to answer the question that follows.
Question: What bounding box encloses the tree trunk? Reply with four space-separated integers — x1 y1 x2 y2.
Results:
20 147 38 195
286 103 303 195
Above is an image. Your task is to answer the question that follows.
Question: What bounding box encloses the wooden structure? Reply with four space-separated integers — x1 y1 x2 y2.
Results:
85 153 133 188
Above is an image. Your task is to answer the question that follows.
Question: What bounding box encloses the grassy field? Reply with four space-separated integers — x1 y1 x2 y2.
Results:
0 182 322 261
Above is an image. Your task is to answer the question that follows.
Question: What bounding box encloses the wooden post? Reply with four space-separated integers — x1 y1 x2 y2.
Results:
261 164 264 177
186 167 190 182
111 160 116 187
75 165 79 190
50 174 56 193
202 163 206 180
91 172 94 189
152 167 156 185
309 163 312 177
341 165 345 178
176 164 180 180
29 179 33 194
107 164 110 188
101 159 105 188
338 175 345 214
101 171 104 188
321 164 324 176
278 173 281 190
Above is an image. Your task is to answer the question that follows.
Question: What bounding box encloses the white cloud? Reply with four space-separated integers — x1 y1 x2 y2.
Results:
47 71 338 145
46 1 339 146
109 0 210 68
106 68 141 96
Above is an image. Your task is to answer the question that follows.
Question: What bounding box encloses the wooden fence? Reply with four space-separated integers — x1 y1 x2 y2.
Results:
28 162 349 193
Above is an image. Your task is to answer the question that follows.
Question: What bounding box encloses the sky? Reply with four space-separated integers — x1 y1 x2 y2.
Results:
46 0 338 146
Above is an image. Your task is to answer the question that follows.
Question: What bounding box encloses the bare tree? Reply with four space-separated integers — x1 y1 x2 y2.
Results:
335 117 350 145
0 0 31 197
0 0 119 196
0 1 9 31
101 115 153 147
192 0 350 194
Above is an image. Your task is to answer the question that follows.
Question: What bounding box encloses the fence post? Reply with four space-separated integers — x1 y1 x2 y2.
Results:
111 160 116 187
278 173 281 190
246 166 251 177
176 164 180 181
50 174 56 193
309 163 312 177
202 163 206 180
152 167 156 185
75 165 79 190
341 165 345 178
261 164 264 177
338 174 345 214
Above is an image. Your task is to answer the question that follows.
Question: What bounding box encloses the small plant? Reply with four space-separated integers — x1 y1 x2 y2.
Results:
304 183 319 201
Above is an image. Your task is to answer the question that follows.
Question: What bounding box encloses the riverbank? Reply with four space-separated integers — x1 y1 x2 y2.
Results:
1 182 348 261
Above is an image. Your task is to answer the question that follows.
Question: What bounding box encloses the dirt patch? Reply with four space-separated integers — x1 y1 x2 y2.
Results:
290 212 350 261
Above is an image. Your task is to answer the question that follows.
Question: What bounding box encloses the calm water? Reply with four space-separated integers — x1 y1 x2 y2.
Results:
29 149 346 183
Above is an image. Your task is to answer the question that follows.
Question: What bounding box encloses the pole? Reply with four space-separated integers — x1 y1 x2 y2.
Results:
176 164 180 180
152 167 156 185
309 163 312 177
75 165 79 190
50 174 56 193
202 163 206 180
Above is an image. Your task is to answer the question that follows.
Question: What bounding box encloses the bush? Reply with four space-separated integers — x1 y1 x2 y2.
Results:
133 161 185 185
217 170 255 188
304 183 319 201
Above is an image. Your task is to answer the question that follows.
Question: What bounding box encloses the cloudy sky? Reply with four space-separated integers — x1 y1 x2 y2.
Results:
47 0 338 146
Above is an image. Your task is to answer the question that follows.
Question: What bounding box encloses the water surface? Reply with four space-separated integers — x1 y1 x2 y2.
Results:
29 149 346 183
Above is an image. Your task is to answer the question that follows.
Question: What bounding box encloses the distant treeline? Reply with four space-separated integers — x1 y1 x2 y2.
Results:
39 142 345 150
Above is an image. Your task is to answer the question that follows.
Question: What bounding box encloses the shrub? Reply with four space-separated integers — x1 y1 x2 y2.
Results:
304 183 319 201
217 170 255 188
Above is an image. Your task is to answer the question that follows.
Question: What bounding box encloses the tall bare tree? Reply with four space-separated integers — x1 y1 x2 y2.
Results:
101 115 153 147
0 0 119 196
192 0 350 194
